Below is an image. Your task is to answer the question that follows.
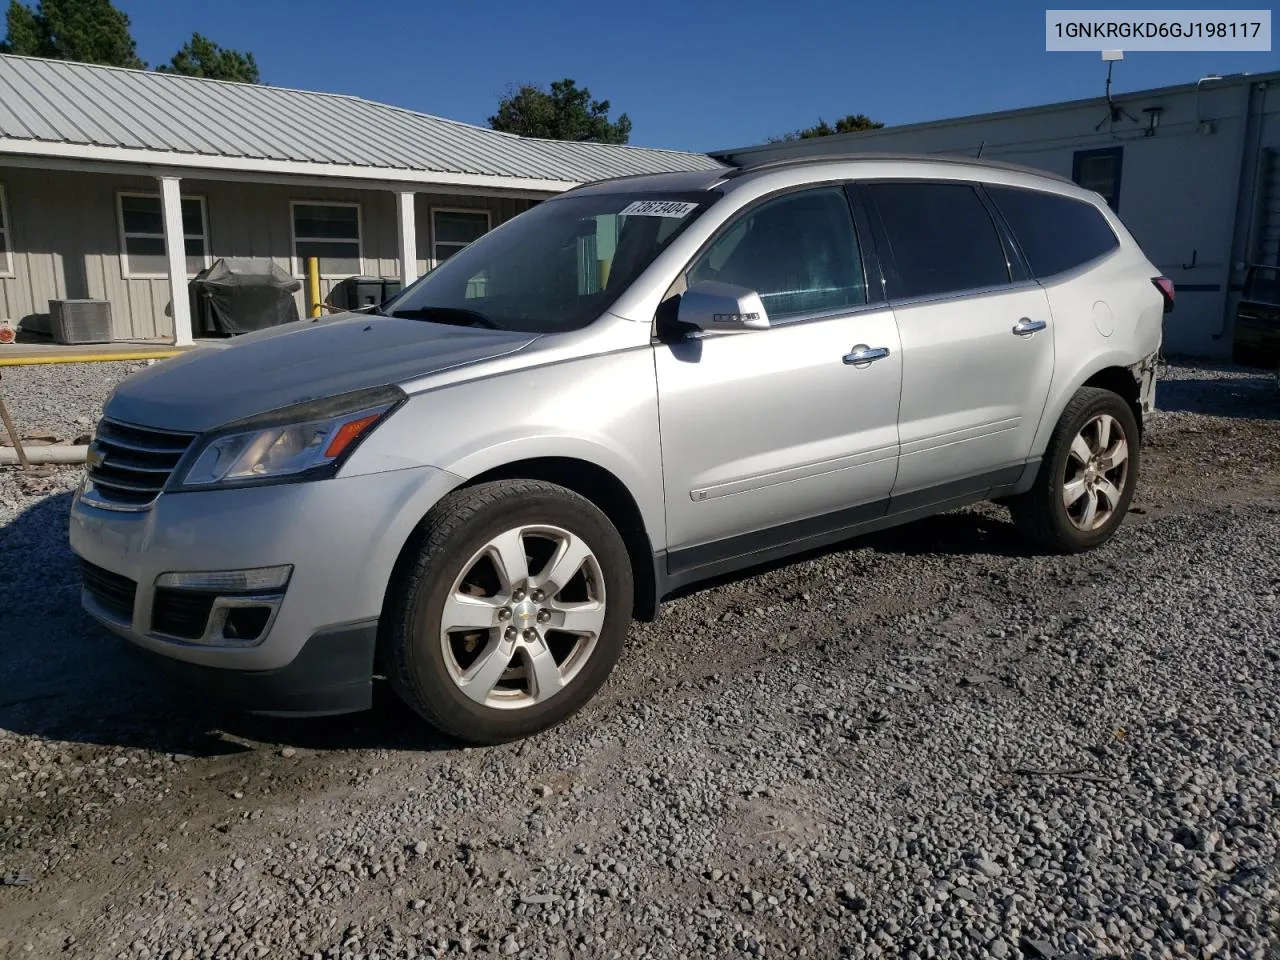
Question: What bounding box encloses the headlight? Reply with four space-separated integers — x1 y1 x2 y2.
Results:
178 386 403 489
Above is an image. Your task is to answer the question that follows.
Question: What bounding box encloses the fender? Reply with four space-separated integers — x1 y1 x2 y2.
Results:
347 347 669 553
442 431 666 544
1028 347 1153 458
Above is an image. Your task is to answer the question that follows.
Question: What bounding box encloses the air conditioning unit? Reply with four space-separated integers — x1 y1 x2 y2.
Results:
49 299 113 344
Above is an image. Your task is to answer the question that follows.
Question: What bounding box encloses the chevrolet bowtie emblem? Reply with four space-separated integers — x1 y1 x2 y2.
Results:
85 442 105 469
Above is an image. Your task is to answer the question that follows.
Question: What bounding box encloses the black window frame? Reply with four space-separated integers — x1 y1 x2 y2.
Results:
852 178 1030 304
658 181 883 338
1071 146 1123 211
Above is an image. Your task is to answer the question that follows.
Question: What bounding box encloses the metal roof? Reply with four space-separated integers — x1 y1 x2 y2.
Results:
0 54 724 186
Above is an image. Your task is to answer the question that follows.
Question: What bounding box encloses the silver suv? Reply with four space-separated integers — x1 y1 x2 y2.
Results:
70 154 1170 744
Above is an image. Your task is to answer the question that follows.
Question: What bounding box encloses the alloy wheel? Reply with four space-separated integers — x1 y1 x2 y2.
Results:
438 525 606 710
1062 412 1130 532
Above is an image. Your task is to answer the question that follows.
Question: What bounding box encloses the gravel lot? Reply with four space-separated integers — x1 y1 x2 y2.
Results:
1 357 1277 960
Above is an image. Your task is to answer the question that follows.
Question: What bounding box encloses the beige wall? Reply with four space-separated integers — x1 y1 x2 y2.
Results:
0 166 540 339
0 167 175 338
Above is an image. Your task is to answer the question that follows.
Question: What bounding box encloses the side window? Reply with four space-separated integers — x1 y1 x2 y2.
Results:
987 186 1119 278
865 182 1010 300
687 187 866 320
1072 147 1122 211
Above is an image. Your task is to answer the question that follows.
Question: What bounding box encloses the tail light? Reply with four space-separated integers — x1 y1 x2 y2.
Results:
1152 276 1175 314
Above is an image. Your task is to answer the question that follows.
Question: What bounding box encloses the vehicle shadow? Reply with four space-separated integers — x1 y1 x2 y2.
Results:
0 488 454 757
665 505 1032 602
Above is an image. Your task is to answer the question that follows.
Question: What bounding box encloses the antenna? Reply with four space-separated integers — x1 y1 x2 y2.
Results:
976 140 985 159
1095 50 1139 131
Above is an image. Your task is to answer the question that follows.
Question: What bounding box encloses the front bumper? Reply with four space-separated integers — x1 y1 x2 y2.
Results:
69 463 462 714
122 619 380 716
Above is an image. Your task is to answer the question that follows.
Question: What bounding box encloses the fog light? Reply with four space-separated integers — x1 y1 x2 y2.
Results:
155 565 293 593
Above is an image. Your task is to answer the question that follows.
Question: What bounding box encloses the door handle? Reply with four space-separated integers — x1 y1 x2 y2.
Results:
843 344 890 366
1012 318 1047 336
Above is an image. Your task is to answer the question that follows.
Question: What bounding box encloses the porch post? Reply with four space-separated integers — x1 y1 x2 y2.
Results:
396 190 418 288
158 176 193 346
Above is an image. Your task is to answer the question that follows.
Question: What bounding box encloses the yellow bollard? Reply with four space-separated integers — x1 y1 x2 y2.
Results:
307 256 322 318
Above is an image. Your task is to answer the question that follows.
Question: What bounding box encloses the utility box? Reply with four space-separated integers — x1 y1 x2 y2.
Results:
330 276 403 311
49 299 113 344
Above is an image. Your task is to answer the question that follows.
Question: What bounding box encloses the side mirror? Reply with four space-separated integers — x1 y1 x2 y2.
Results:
676 280 770 334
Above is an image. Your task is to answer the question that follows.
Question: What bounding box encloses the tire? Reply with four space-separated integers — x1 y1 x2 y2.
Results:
383 479 633 745
1008 386 1141 553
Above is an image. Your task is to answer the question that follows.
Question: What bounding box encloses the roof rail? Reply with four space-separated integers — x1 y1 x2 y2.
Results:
561 170 678 193
720 151 1076 185
560 166 732 193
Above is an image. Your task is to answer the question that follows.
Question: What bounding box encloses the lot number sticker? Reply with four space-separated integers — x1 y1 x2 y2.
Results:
619 200 699 218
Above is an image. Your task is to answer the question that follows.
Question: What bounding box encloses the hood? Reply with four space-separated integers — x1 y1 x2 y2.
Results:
103 313 538 432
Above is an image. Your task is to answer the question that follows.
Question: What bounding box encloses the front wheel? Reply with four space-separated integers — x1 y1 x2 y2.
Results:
1009 386 1141 553
383 479 634 745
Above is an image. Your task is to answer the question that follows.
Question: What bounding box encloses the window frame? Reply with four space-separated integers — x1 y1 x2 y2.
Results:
290 199 364 279
430 207 492 267
854 177 1033 307
1071 146 1123 211
116 190 211 281
0 183 12 278
664 182 882 333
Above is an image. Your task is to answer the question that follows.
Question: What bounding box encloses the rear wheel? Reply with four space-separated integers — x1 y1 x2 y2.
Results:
1009 387 1140 553
383 479 633 745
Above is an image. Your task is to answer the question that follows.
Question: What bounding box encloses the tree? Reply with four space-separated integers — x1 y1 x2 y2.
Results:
489 78 631 144
0 0 143 67
769 112 884 143
0 0 43 56
156 31 259 83
0 4 263 83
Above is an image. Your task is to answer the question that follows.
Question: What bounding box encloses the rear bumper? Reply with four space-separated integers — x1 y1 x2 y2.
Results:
120 618 380 716
1132 349 1159 418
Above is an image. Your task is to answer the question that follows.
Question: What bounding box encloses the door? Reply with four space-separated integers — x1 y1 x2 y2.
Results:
860 180 1055 500
655 186 902 573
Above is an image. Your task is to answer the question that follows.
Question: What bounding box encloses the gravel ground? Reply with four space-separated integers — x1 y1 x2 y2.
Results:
0 359 152 443
0 358 1277 960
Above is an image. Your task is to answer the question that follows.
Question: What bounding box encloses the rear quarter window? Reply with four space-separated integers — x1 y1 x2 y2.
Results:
986 185 1119 279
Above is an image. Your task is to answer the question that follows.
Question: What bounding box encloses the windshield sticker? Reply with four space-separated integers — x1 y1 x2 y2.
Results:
618 200 700 218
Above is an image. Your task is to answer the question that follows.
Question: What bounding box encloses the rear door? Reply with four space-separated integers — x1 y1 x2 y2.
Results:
859 180 1055 502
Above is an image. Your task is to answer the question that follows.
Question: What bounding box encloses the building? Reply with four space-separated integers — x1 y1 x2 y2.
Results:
0 54 724 345
711 71 1280 359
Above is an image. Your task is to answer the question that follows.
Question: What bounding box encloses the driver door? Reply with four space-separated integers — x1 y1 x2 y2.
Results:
654 186 903 578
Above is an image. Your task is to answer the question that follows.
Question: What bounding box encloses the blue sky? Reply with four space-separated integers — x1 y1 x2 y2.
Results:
116 0 1277 153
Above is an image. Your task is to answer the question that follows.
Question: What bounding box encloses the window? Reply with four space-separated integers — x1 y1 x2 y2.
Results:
987 186 1119 279
432 209 491 264
687 187 867 320
1072 147 1123 211
118 192 209 278
386 190 713 334
865 182 1010 300
0 184 11 277
291 202 362 277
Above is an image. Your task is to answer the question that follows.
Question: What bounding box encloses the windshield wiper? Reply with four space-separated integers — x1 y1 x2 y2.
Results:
389 306 499 329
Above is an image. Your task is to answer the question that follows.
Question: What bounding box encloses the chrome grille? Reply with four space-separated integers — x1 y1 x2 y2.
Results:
85 418 196 508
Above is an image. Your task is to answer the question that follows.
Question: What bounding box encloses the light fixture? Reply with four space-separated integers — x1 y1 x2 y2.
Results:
1142 106 1163 137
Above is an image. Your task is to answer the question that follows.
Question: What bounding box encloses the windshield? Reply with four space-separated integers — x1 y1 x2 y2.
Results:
383 190 717 333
